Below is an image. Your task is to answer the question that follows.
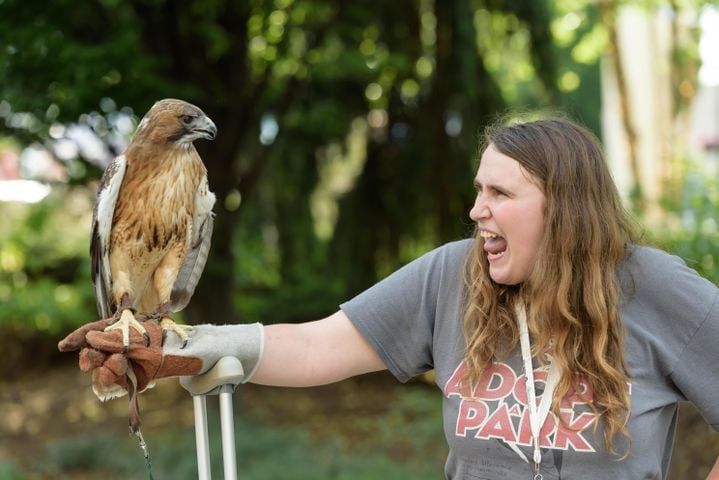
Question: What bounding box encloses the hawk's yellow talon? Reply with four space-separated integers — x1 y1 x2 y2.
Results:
160 317 193 348
105 309 148 350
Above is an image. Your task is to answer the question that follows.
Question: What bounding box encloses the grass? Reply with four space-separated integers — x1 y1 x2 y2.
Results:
0 463 25 480
6 383 446 480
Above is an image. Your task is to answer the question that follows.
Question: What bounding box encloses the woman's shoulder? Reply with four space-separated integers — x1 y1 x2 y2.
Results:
620 243 718 304
621 246 719 416
624 243 682 265
623 244 697 278
437 238 474 256
411 238 474 267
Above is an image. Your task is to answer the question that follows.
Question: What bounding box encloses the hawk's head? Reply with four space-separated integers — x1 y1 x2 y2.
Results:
134 99 217 147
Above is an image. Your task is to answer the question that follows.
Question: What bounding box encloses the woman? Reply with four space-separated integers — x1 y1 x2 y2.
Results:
61 117 719 479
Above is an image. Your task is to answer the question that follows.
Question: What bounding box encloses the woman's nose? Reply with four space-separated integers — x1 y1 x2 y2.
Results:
469 194 489 222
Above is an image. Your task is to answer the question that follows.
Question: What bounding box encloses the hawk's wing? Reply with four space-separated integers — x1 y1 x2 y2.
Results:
91 155 127 319
169 176 216 312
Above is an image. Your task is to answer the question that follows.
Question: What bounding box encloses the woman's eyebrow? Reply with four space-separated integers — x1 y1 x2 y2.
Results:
474 179 510 192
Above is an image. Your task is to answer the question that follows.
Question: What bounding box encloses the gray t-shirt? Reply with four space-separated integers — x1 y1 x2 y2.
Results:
341 239 719 479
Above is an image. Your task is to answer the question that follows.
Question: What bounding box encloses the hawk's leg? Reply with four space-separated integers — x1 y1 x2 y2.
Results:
104 293 150 352
147 303 193 348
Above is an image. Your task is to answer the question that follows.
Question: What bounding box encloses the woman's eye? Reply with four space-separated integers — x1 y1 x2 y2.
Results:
487 187 504 197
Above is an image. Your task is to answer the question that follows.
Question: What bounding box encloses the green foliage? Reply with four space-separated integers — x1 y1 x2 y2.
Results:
0 462 25 480
649 164 719 285
0 0 174 122
367 385 445 461
44 435 144 476
0 188 96 334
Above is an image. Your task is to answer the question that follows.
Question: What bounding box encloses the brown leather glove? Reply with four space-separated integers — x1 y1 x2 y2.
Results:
59 319 263 432
59 320 264 397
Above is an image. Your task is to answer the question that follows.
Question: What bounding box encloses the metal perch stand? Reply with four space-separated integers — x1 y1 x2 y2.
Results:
180 356 245 480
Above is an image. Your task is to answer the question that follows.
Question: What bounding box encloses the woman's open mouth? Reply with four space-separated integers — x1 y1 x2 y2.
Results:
480 230 507 261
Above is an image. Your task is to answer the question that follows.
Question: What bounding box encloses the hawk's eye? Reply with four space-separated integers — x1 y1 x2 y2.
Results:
181 115 195 125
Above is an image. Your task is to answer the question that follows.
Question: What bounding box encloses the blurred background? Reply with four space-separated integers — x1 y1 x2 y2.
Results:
1 0 718 478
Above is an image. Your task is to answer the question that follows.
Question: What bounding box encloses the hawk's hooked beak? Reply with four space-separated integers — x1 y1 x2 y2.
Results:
193 116 217 141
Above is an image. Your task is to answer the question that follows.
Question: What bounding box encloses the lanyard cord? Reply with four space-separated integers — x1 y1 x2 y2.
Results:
512 303 561 479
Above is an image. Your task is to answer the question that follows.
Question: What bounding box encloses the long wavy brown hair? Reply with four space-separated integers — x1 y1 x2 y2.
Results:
463 116 636 456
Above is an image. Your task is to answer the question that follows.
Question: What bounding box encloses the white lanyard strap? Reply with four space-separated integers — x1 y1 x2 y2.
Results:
515 303 561 476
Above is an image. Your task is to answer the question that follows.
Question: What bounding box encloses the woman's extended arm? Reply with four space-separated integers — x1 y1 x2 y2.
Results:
251 310 387 387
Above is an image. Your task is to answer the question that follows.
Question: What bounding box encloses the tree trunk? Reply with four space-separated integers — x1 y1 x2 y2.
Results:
599 0 643 211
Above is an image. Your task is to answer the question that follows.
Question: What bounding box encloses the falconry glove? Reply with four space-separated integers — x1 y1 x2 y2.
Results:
59 320 264 395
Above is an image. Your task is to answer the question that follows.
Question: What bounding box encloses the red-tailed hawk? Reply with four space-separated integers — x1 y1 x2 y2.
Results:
91 98 216 399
